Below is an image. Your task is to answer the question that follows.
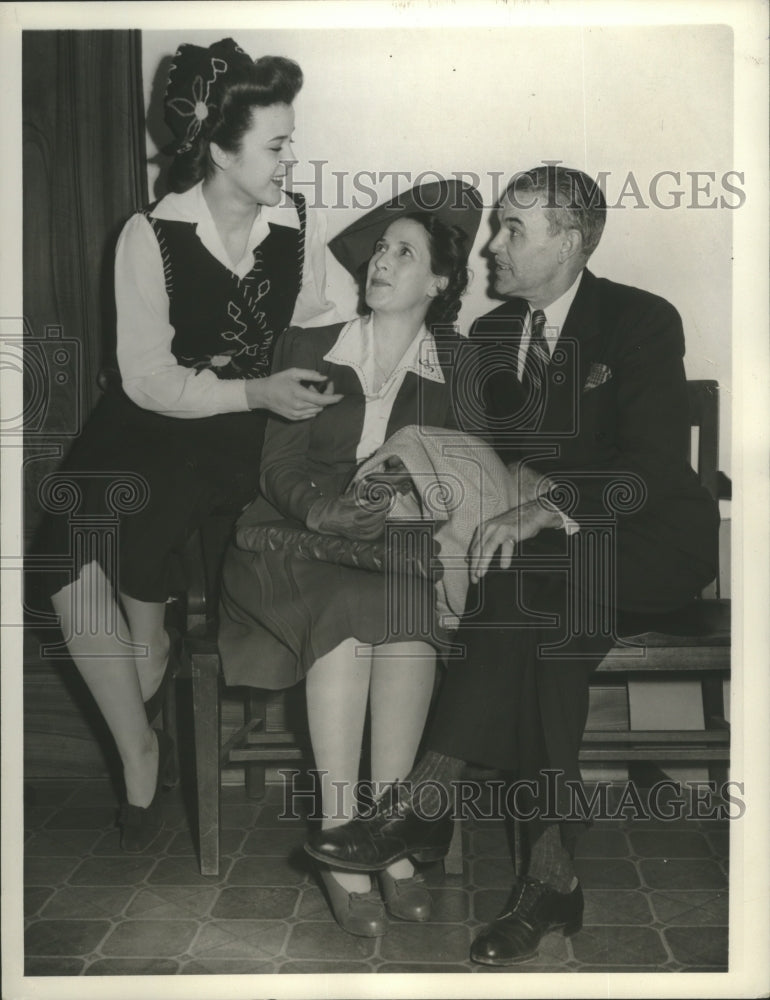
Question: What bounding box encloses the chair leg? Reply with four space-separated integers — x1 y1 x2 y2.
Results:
443 817 464 875
161 674 180 789
245 764 267 799
513 819 525 876
192 651 221 876
245 691 268 799
701 673 730 785
701 673 726 726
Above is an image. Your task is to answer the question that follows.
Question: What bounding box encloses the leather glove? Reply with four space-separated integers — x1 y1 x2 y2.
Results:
377 455 414 495
305 493 387 542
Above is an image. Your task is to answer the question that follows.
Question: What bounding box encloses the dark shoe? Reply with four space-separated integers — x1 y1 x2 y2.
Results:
317 868 387 937
119 729 174 853
470 876 583 966
143 629 179 724
305 783 453 872
378 869 432 922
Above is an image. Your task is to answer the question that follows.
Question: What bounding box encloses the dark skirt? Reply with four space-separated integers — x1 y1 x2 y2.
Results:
35 389 267 603
218 527 450 689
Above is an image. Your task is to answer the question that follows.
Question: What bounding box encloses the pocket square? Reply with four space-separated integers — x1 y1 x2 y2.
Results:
583 362 612 392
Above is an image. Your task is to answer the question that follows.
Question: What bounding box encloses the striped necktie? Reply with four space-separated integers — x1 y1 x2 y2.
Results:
522 308 549 395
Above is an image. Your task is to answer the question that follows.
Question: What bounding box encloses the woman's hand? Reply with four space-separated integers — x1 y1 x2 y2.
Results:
306 494 387 542
468 500 563 584
246 370 342 421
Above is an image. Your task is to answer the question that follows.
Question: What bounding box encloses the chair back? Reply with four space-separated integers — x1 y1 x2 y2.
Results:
686 380 720 501
686 380 725 600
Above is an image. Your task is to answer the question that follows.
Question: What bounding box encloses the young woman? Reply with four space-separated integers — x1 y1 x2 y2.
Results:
41 38 340 852
219 182 482 935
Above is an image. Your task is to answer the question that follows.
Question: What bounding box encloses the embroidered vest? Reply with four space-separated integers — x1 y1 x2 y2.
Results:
143 191 306 380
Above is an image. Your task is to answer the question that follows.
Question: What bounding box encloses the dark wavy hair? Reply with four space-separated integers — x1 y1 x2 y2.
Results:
168 55 303 193
363 212 470 333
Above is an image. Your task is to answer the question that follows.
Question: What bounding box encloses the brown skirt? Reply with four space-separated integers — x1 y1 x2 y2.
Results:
218 529 450 689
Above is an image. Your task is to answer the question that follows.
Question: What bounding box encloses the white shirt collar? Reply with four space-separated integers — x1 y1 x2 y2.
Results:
538 269 584 338
149 182 300 277
324 315 445 395
517 270 584 376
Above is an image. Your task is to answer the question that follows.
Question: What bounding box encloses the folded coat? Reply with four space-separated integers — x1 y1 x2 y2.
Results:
354 425 574 627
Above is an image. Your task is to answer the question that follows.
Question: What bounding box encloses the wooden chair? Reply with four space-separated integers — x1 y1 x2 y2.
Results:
581 379 730 778
443 379 731 874
177 514 310 876
180 379 730 877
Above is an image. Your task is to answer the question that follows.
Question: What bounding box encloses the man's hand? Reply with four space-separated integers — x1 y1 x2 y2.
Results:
468 500 563 583
306 494 387 542
507 460 555 504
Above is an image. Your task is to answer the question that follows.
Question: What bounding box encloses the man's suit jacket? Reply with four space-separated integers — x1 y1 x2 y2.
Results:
460 269 719 578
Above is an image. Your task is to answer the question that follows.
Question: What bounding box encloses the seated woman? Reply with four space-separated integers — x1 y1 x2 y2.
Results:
219 181 481 937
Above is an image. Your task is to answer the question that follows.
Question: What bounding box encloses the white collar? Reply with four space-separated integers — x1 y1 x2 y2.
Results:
538 269 584 336
149 182 300 275
324 315 445 395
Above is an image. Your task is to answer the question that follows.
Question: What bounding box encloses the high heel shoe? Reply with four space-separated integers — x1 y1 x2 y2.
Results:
143 628 179 724
119 728 174 853
317 867 387 937
378 869 432 922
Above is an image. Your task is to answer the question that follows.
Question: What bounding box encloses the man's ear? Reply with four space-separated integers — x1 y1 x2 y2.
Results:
559 228 583 262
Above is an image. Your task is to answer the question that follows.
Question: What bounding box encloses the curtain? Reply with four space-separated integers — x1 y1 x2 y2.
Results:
23 30 149 549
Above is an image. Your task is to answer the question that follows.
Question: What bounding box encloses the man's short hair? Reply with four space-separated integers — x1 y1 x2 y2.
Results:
505 166 607 258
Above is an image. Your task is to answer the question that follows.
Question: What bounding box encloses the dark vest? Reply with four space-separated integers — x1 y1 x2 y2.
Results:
143 191 306 380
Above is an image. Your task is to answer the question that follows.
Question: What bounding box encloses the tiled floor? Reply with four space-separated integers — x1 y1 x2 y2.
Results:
22 774 729 976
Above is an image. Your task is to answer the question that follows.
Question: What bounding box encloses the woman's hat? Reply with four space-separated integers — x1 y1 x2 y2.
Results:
165 37 254 154
329 179 483 279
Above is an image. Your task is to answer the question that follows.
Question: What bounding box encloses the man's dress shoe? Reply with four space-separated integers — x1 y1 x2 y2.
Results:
470 875 584 965
305 783 453 871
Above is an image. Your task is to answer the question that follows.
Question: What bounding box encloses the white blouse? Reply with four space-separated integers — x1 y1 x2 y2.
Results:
323 315 445 463
115 182 337 419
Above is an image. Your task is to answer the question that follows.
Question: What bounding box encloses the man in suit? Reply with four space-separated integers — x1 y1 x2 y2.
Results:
305 166 720 964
